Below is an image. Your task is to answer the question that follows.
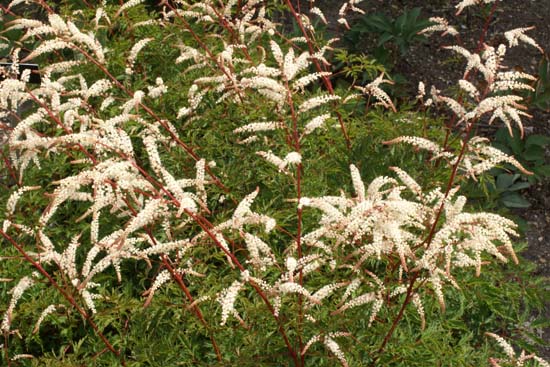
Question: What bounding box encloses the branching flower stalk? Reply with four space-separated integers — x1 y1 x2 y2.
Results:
183 208 300 365
122 188 223 362
159 255 223 362
283 0 352 150
372 4 541 362
13 1 227 192
2 6 231 362
440 0 500 151
57 36 229 192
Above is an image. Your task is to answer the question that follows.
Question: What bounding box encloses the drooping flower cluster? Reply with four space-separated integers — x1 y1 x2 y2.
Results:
420 32 540 136
455 0 496 15
419 17 459 37
2 277 34 332
299 165 520 311
385 135 532 180
303 332 351 367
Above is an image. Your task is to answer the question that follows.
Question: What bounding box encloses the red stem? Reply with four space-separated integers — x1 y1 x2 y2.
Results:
0 152 19 187
283 74 304 366
184 210 300 365
283 0 352 150
160 256 223 362
3 333 11 367
476 0 500 53
369 274 417 367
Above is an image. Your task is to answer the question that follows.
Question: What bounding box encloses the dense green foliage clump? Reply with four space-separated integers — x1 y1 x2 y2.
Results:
0 1 547 366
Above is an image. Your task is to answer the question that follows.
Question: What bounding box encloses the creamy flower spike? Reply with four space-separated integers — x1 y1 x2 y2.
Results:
2 277 34 332
455 0 496 15
355 73 396 111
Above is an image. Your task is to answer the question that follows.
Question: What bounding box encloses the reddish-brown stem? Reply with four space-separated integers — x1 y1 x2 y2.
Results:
0 4 17 16
3 333 11 367
475 0 500 53
370 274 418 367
249 281 299 362
160 256 223 362
0 230 125 365
283 0 352 150
0 152 19 187
283 75 305 366
35 0 54 14
419 119 478 255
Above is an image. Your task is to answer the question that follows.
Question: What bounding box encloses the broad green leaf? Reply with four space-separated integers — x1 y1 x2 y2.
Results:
500 193 531 208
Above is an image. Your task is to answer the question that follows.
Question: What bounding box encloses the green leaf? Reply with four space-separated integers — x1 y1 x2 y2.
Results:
377 33 395 46
507 181 531 191
395 12 408 33
526 134 550 147
533 164 550 177
500 193 531 208
533 93 550 110
495 173 516 189
492 142 512 155
523 144 545 162
537 54 550 81
513 217 528 233
495 127 523 155
362 14 393 33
